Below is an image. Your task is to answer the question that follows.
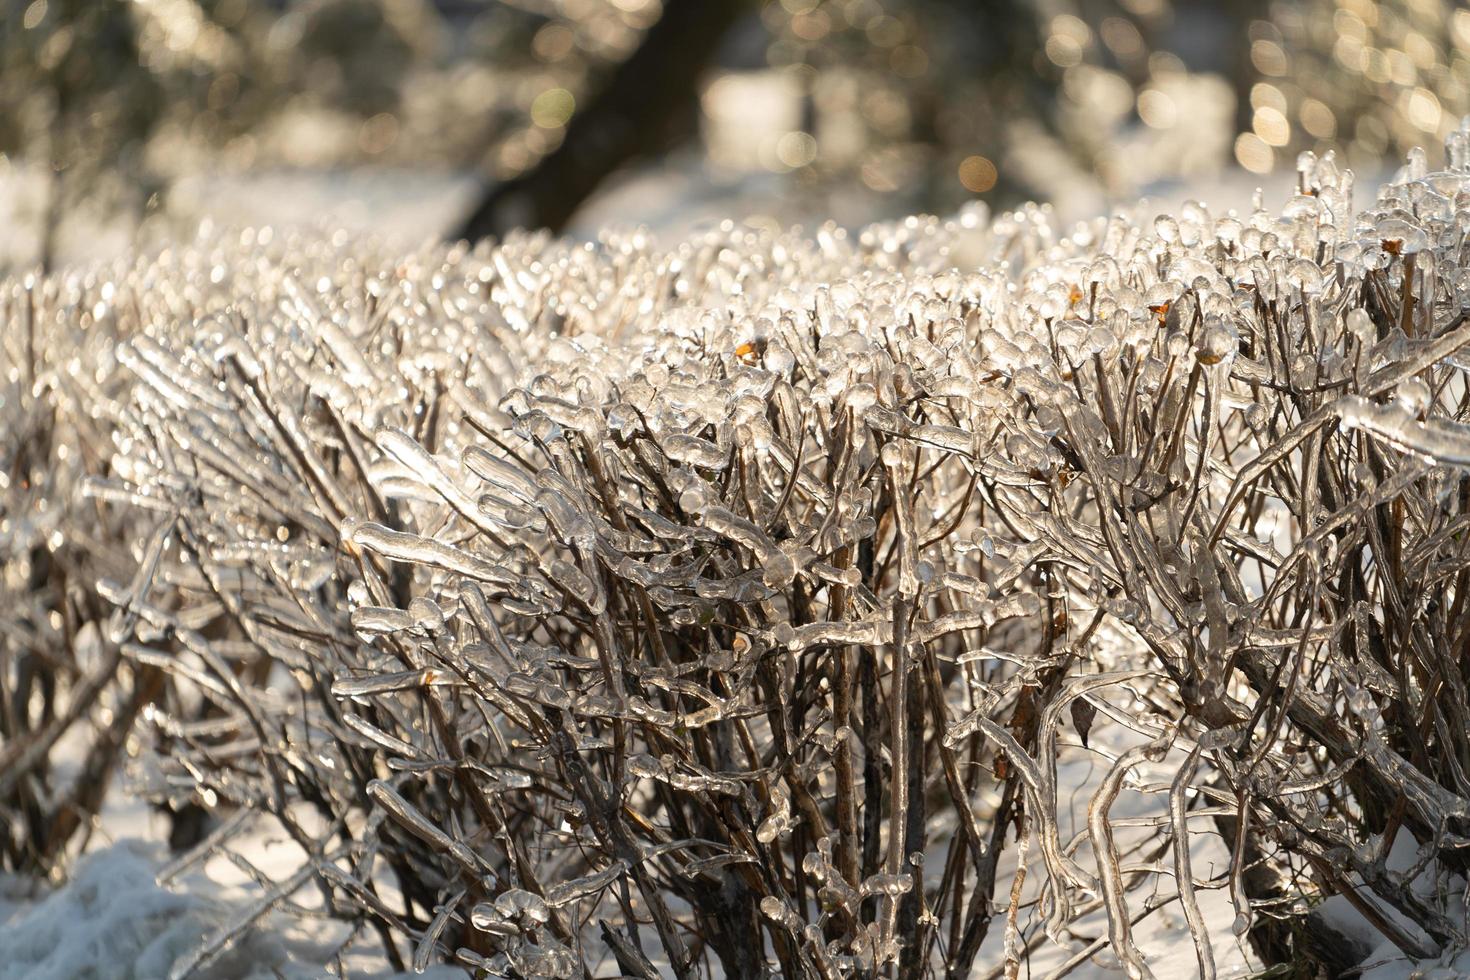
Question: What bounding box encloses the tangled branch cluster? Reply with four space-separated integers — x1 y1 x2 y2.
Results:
9 129 1470 978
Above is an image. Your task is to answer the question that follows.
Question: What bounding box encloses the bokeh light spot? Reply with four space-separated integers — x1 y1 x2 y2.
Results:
1234 132 1273 173
776 131 817 168
1299 98 1336 139
530 88 575 129
1252 106 1290 146
958 155 997 193
891 44 928 77
1137 89 1177 129
1251 38 1289 76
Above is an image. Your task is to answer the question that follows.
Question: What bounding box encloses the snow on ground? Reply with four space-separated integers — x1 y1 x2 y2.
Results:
7 709 1264 978
0 841 277 980
0 743 455 980
1359 946 1470 980
0 838 463 980
0 151 1335 270
956 711 1258 979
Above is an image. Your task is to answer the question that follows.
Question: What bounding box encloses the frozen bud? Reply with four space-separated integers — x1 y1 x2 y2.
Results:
1196 320 1238 365
1393 378 1431 417
760 896 792 925
1070 697 1097 747
1284 258 1322 294
408 597 444 632
845 383 878 415
1375 217 1428 256
679 484 709 514
761 550 797 589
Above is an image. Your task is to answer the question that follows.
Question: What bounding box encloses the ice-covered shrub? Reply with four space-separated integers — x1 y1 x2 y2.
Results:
13 126 1470 977
0 260 198 873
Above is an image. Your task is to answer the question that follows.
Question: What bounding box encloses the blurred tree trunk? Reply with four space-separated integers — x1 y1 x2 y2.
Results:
457 0 747 241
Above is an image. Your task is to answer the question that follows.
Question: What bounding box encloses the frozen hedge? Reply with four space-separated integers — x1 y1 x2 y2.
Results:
9 128 1470 978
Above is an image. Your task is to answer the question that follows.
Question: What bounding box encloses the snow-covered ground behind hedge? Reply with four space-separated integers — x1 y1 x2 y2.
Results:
0 149 1339 270
1 743 1257 978
8 738 1462 977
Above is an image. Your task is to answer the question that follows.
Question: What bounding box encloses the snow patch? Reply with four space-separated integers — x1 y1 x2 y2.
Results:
0 840 464 980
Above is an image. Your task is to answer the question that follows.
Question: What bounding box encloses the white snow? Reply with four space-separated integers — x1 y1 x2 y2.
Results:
0 840 288 980
0 837 465 980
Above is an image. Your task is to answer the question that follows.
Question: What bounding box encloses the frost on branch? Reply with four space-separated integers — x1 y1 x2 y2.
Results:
10 125 1470 977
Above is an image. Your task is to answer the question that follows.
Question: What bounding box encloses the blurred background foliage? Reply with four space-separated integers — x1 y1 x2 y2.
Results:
2 0 1469 267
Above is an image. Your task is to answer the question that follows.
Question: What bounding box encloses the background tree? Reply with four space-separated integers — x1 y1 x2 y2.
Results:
0 0 163 270
4 0 1470 257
